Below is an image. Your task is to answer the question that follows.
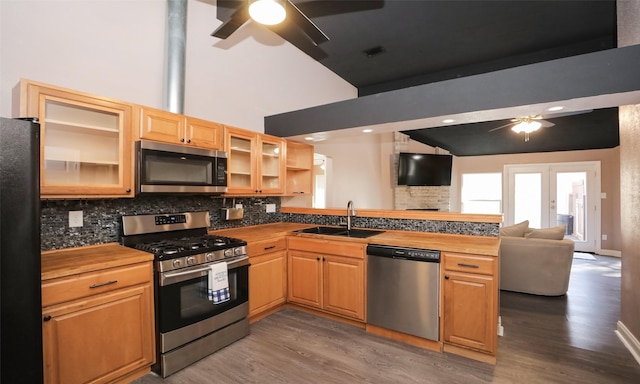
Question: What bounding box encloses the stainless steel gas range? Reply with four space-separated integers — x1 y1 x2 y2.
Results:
120 211 249 378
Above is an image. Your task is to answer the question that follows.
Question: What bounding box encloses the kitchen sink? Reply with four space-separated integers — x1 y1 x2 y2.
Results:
295 226 384 238
339 229 385 238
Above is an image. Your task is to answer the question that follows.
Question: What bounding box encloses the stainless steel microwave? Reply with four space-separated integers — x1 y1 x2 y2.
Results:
136 140 227 194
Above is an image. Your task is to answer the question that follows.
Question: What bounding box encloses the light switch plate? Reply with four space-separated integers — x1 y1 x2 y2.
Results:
69 210 83 227
266 204 276 213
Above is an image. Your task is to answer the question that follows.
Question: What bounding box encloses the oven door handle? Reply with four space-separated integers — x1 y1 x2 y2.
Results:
163 266 212 279
159 257 250 286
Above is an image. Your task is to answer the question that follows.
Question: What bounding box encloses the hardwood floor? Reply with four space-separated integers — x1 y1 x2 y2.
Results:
132 255 640 383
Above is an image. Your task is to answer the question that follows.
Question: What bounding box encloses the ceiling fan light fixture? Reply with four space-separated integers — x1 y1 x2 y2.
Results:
511 120 542 134
249 0 286 26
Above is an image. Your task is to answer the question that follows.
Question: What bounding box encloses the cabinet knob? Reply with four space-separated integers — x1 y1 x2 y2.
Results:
126 188 131 193
187 139 191 143
43 315 52 322
444 275 450 280
316 257 320 261
180 138 185 142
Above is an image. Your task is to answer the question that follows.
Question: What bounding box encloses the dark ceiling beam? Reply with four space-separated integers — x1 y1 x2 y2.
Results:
359 36 616 96
264 44 640 138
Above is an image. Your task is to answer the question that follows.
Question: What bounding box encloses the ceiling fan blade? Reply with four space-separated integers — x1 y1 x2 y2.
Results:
539 120 555 128
269 20 328 60
488 122 514 132
286 0 329 45
211 0 249 39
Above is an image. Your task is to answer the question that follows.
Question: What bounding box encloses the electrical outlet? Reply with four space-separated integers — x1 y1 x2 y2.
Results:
69 210 83 228
235 204 243 209
602 234 608 241
265 204 276 213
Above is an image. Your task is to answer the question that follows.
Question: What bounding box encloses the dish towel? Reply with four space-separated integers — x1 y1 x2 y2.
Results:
207 262 230 304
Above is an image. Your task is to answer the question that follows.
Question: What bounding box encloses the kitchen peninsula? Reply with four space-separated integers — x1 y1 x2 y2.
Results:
212 207 502 364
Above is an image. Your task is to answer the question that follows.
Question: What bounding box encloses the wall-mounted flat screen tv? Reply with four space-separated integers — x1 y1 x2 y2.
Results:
397 152 453 186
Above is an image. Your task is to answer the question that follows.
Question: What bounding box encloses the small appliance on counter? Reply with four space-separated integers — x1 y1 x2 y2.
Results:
120 211 249 377
221 198 244 221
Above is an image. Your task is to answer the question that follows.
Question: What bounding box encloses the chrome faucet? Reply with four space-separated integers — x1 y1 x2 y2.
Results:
346 200 355 231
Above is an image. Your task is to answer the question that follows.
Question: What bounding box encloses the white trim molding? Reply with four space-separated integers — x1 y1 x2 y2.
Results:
597 249 622 257
616 321 640 365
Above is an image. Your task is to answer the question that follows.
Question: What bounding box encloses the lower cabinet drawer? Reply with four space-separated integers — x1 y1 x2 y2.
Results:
42 262 152 307
248 237 287 257
443 253 495 275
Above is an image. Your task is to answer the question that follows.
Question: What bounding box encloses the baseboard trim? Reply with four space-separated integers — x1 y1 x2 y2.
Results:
615 321 640 365
597 249 622 257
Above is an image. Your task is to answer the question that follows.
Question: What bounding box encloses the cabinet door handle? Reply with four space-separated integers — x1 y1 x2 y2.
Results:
89 280 118 289
264 245 276 251
43 315 52 322
457 263 479 269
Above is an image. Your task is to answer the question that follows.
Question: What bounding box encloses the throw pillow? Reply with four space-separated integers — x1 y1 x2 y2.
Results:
499 220 529 237
524 224 567 240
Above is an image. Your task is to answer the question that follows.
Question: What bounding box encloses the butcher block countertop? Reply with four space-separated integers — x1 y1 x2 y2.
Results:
41 243 154 281
211 222 500 256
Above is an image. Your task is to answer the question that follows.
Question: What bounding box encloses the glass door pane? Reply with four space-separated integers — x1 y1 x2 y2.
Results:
44 100 121 186
261 140 281 189
228 136 253 189
513 172 542 228
553 172 587 240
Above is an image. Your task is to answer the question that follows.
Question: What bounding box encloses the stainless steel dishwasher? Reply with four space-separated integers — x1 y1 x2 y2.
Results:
366 244 440 341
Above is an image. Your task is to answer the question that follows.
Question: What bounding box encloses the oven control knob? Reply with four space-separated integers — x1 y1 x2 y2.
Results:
224 248 233 258
172 259 182 268
205 252 214 261
186 256 196 265
234 247 244 256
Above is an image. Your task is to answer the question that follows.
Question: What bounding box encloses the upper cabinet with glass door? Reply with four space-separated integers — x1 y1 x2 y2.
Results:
17 79 134 198
224 126 285 195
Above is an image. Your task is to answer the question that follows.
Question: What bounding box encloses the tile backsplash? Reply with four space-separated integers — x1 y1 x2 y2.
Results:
40 196 282 251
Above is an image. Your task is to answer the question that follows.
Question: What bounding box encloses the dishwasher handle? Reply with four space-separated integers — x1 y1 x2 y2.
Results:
367 244 440 262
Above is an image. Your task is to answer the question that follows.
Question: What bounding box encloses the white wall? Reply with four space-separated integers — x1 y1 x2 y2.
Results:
313 132 394 209
0 0 356 131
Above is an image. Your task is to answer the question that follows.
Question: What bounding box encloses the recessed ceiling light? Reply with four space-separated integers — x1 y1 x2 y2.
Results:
442 119 455 123
304 137 314 141
548 106 564 112
362 129 373 133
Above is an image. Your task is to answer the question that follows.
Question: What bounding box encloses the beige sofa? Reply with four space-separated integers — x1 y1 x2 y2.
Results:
499 221 575 296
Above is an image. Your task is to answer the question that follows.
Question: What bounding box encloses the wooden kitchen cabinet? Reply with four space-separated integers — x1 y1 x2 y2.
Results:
287 237 365 321
247 237 287 319
41 260 155 384
442 252 498 358
285 141 314 195
225 125 285 195
17 79 134 198
137 106 223 150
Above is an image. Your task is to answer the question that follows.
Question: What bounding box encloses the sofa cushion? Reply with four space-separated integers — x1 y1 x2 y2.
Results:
499 220 529 237
524 224 567 240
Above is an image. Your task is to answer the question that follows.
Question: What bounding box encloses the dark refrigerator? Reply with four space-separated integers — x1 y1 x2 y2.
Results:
0 117 43 384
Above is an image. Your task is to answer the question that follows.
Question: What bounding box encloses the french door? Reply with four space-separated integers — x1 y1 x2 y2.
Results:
504 162 601 253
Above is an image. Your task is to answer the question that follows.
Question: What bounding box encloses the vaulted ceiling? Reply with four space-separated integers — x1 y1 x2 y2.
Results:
216 0 620 155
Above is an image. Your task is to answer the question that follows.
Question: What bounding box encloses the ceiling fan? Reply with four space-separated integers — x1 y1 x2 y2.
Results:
211 0 383 60
489 110 593 142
